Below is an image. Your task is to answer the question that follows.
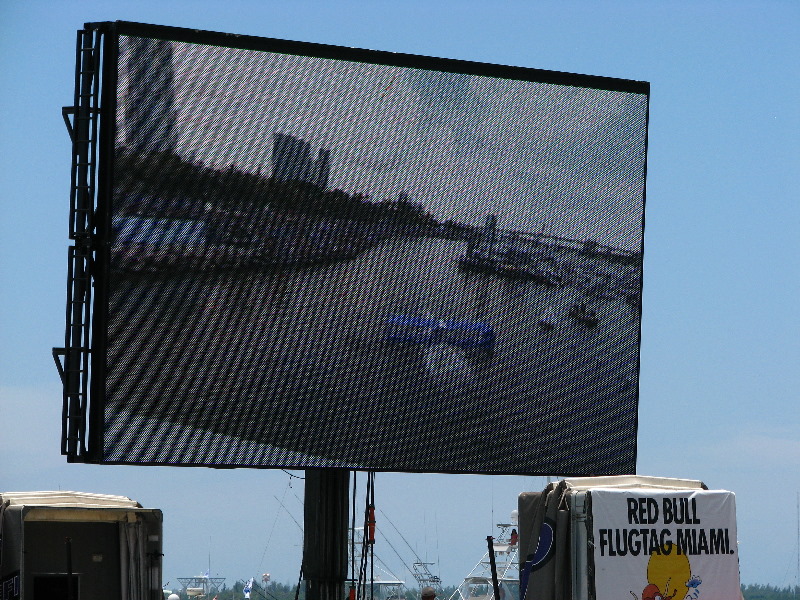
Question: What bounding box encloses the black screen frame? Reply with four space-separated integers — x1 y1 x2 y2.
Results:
70 20 649 473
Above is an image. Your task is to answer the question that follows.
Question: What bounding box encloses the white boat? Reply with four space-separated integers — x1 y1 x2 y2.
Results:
177 573 225 599
448 517 519 600
348 527 407 600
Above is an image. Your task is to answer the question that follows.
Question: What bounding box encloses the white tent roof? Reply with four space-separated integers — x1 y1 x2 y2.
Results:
561 475 707 491
0 491 142 508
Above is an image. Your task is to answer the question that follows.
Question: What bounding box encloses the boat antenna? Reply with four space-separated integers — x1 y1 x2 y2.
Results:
435 511 441 587
491 478 495 529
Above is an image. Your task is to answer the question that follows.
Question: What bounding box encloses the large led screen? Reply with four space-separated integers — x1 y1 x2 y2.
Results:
76 22 648 473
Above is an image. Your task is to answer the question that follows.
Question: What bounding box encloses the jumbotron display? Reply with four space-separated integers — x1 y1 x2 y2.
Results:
62 21 649 473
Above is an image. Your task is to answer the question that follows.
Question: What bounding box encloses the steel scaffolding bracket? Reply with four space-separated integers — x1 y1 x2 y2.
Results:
58 27 102 460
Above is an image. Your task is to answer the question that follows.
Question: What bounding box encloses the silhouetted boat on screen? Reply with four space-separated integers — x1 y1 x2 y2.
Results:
568 302 599 328
457 252 560 285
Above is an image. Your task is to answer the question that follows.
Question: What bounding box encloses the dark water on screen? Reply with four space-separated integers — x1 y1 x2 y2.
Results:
105 236 639 473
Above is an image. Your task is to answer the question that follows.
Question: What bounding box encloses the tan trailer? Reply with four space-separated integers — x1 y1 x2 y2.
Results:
0 491 162 600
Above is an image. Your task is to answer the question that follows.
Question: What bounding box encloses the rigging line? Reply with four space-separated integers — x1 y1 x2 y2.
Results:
372 473 378 600
273 494 304 533
352 522 406 582
376 528 410 567
378 507 426 564
351 470 358 585
378 507 438 585
354 527 403 576
260 479 293 568
370 538 406 581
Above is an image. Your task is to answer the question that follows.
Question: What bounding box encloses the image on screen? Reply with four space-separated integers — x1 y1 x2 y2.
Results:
90 24 648 473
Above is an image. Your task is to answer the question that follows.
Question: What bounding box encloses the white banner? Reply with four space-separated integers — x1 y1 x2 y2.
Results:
590 489 740 600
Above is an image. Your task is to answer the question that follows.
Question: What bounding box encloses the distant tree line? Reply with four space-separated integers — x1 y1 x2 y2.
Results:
167 581 799 600
114 150 438 228
167 581 461 600
166 579 302 600
741 583 800 600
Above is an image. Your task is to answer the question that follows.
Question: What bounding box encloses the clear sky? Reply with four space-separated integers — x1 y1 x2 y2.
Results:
1 0 798 592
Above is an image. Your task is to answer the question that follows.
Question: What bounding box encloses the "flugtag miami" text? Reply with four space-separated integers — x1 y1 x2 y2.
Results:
596 497 734 557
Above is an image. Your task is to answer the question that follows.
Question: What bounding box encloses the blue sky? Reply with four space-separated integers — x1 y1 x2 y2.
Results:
1 0 798 591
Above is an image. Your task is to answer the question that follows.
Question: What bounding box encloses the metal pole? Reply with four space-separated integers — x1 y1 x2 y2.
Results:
487 536 501 600
304 469 350 600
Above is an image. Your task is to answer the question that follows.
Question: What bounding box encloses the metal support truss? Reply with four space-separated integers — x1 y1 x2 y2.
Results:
55 27 102 459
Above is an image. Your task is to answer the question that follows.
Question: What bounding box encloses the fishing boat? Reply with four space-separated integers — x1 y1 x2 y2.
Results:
457 251 498 275
177 572 225 598
457 215 563 285
448 518 519 600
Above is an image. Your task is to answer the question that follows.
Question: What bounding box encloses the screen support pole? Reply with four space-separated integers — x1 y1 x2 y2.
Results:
303 469 350 600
